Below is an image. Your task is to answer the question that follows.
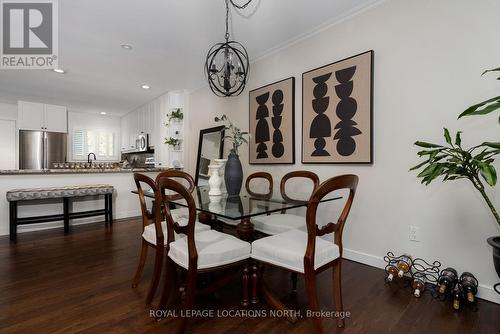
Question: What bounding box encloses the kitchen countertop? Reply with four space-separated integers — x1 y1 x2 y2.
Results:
0 167 171 175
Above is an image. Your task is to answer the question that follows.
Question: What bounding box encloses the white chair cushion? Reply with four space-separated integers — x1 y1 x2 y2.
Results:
251 229 340 273
168 230 251 270
142 218 211 245
170 207 189 220
251 213 307 235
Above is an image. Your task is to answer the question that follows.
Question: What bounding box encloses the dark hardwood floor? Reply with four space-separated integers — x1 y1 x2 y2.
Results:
0 219 498 334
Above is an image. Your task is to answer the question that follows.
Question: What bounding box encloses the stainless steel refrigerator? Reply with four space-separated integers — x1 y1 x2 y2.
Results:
19 130 67 169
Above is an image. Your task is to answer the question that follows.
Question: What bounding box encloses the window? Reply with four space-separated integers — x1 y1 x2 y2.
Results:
71 129 117 161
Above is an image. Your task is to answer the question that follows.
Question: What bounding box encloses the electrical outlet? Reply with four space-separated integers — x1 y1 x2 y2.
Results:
409 226 420 242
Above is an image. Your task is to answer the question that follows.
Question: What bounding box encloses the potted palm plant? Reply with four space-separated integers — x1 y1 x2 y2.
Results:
214 114 249 195
411 67 500 284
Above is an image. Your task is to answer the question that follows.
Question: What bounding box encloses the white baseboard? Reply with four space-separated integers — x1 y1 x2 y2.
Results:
343 248 500 305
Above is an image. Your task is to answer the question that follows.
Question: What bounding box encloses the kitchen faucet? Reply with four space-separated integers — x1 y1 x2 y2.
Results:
87 152 96 164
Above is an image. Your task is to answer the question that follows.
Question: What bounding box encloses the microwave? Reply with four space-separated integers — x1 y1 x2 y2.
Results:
136 133 149 152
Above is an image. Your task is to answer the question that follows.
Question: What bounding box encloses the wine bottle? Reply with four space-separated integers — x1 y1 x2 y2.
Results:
452 282 463 310
412 275 426 298
386 262 399 282
397 255 412 278
460 272 478 303
438 267 458 294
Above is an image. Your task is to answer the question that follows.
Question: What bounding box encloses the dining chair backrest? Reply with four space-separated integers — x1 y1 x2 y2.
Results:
155 170 195 201
245 172 273 198
133 173 163 243
280 170 320 203
157 175 198 267
304 174 359 266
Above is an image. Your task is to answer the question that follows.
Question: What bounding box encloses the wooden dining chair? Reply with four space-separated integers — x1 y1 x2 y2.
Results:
251 170 320 235
154 170 194 221
131 172 210 304
216 172 274 228
156 175 252 333
131 173 164 304
251 174 359 333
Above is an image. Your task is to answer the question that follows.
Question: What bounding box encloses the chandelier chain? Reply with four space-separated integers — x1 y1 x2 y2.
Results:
229 0 253 10
225 0 253 40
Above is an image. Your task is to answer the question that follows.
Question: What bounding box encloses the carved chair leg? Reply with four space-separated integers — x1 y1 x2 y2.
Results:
178 268 197 334
291 272 298 293
145 247 164 305
333 259 345 328
304 271 324 334
251 261 259 304
132 240 149 288
242 263 250 306
158 257 177 311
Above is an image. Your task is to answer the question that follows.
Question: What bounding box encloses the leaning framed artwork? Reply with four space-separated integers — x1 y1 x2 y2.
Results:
249 77 295 164
302 50 373 164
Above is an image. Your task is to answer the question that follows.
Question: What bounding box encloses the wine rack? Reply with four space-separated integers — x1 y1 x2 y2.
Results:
384 252 479 311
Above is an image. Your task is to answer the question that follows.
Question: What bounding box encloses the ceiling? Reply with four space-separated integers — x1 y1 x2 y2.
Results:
0 0 377 115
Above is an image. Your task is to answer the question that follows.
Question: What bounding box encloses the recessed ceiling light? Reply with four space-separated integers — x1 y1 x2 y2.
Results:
52 68 65 74
121 44 133 50
141 84 150 90
100 111 107 115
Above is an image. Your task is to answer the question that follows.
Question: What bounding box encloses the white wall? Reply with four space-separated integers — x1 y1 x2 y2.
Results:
188 0 500 303
67 111 121 161
0 102 17 120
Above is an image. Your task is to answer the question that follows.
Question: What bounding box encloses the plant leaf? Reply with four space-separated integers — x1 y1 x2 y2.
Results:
417 164 438 178
455 131 462 147
414 141 442 148
479 163 497 186
444 128 452 145
482 142 500 149
482 67 500 76
458 96 500 118
410 159 430 171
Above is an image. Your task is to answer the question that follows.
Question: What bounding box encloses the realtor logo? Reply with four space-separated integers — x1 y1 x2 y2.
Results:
0 0 58 69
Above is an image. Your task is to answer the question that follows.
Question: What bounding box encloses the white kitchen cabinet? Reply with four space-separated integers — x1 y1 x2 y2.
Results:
120 98 161 152
18 101 67 133
44 104 67 132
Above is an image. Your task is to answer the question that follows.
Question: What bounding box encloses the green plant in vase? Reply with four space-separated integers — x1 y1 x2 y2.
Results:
214 114 249 195
411 66 500 285
411 129 499 225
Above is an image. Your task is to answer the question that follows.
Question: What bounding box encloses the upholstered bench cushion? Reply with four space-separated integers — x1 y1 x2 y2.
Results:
142 218 211 245
168 230 251 270
251 213 306 235
6 185 114 202
251 229 340 273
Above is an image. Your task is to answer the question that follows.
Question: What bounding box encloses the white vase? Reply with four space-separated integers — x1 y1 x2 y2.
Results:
208 195 222 213
214 159 228 194
208 164 222 196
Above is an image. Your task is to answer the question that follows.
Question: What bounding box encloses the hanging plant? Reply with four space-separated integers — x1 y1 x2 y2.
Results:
164 137 181 148
165 108 184 126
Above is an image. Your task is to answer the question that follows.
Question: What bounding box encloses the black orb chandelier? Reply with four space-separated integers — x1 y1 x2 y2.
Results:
204 0 253 97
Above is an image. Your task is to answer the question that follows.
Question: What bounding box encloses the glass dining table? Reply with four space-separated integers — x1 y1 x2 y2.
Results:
133 185 342 241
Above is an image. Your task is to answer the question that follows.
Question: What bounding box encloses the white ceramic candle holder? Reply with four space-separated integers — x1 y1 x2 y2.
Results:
208 164 222 196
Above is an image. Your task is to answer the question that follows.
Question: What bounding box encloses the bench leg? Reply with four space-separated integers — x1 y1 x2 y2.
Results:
107 194 113 225
63 197 70 234
9 201 17 241
105 194 109 224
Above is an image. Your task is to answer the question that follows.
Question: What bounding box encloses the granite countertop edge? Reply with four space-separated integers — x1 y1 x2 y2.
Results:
0 168 171 175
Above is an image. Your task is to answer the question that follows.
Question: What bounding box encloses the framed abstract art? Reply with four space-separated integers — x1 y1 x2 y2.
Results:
249 77 295 164
302 50 373 164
